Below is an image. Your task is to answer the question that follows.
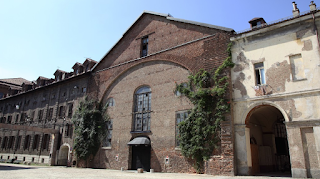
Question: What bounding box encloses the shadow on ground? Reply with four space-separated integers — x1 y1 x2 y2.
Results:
0 165 34 171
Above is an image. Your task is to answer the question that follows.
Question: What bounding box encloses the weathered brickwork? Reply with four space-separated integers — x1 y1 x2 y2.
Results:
0 72 91 165
88 12 235 175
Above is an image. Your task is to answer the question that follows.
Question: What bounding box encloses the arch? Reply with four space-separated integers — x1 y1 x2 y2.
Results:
100 60 190 104
58 143 70 166
243 103 291 176
241 101 290 125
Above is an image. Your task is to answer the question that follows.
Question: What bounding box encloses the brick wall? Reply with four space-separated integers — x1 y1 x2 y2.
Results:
89 13 234 175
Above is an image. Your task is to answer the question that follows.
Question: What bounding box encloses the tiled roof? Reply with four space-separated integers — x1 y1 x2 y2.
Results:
0 78 30 86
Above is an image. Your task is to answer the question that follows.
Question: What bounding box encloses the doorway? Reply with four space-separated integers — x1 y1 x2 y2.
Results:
58 145 69 166
131 145 151 171
247 105 291 176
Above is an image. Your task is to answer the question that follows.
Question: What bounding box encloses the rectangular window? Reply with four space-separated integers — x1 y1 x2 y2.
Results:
64 124 73 138
141 36 148 57
254 62 266 85
24 135 31 150
103 120 113 147
68 103 73 118
176 111 189 146
59 106 65 118
41 134 50 150
47 108 53 120
20 113 27 123
38 110 43 122
15 136 22 150
15 114 19 123
8 136 15 149
30 111 35 122
7 116 12 124
32 135 40 150
290 54 306 81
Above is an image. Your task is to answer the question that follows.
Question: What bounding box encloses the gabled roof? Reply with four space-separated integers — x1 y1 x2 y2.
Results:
83 58 97 65
91 11 234 71
37 76 49 81
54 69 67 76
0 78 30 86
72 62 83 69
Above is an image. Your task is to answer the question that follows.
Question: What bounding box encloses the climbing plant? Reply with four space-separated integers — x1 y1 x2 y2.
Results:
175 42 234 173
72 97 109 162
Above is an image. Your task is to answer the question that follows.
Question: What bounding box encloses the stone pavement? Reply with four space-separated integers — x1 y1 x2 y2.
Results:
0 163 301 179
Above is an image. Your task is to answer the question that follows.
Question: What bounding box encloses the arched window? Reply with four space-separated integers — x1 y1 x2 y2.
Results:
133 86 151 132
106 98 115 107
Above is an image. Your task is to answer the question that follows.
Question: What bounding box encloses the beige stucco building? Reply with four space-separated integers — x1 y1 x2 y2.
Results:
231 2 320 178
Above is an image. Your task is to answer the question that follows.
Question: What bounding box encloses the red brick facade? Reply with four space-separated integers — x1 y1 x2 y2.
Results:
88 12 235 175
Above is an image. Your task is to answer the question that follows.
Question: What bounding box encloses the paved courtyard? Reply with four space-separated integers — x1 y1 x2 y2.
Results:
0 163 299 179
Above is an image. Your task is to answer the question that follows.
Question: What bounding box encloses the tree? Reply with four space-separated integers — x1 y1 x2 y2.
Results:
72 97 109 163
175 43 234 173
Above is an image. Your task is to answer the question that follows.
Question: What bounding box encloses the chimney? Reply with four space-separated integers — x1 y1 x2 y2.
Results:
292 2 300 17
310 1 317 11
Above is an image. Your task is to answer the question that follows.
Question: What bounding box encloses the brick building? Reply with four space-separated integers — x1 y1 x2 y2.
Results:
0 58 97 165
86 11 235 174
0 11 235 174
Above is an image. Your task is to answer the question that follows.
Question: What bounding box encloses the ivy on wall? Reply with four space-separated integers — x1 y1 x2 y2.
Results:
72 97 109 162
175 43 234 173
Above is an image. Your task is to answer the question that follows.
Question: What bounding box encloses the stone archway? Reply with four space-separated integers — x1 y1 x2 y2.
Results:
58 145 69 166
245 105 291 177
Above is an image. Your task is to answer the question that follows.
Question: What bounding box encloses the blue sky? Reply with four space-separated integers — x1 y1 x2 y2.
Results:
0 0 316 81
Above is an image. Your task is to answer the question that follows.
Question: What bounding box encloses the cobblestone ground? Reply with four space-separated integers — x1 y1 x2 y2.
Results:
0 163 299 179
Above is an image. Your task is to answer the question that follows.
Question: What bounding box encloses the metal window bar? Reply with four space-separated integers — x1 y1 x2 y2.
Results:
134 92 151 131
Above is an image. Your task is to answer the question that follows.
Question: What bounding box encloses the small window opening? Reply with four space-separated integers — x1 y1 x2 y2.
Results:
254 62 266 85
141 37 148 57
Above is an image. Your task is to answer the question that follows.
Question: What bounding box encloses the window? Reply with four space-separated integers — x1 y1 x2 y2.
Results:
47 108 53 120
133 86 151 132
64 124 73 138
8 136 15 149
254 62 266 85
15 136 22 150
141 36 148 57
290 54 306 81
20 113 26 123
106 98 115 107
67 103 73 118
176 111 189 146
1 137 8 149
59 106 65 118
41 134 50 150
7 116 12 124
15 114 19 123
82 87 87 93
0 117 5 123
175 83 188 96
38 110 43 122
32 135 40 150
30 111 35 122
24 135 31 150
102 120 113 147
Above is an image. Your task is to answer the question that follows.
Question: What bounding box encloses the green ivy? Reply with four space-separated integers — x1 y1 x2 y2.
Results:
72 97 109 161
175 42 234 173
